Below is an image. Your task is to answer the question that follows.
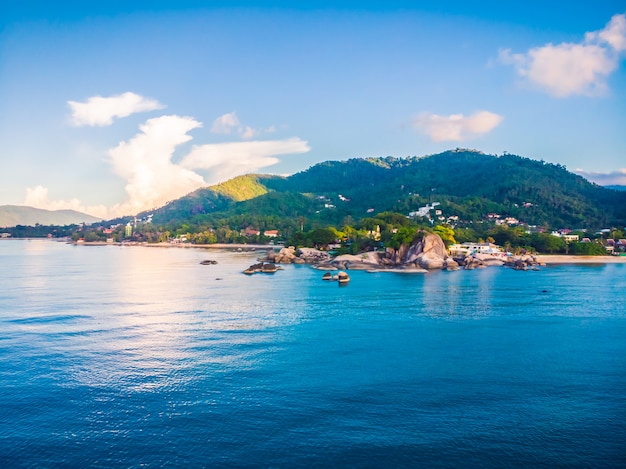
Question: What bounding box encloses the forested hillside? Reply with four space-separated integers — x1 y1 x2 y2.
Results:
144 150 626 234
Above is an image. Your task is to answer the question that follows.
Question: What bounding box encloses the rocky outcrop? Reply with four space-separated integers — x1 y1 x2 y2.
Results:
503 255 544 270
265 246 332 264
297 248 331 264
243 261 282 275
461 253 505 270
257 232 516 272
385 232 455 270
273 246 298 263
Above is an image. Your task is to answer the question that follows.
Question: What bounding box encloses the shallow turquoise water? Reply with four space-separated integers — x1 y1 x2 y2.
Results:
0 240 625 467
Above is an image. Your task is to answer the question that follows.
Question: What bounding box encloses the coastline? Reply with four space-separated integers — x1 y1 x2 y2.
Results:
535 254 626 264
10 239 626 264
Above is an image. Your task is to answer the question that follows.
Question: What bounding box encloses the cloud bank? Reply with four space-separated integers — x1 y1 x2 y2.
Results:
24 185 109 219
68 92 165 127
575 167 626 186
499 13 626 97
412 111 503 142
27 102 310 218
181 138 311 184
107 115 207 216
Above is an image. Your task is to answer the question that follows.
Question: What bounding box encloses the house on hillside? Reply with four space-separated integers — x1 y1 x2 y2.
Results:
264 230 279 238
244 227 260 237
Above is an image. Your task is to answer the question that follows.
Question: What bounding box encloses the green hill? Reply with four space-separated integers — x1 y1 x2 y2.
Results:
145 150 626 233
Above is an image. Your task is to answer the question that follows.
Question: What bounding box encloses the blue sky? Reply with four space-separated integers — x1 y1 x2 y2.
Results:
1 1 625 218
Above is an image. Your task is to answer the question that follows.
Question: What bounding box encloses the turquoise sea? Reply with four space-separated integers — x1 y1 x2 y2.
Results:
0 239 625 467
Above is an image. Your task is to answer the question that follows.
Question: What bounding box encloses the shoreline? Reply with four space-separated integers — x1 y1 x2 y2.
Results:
7 238 626 264
535 254 626 264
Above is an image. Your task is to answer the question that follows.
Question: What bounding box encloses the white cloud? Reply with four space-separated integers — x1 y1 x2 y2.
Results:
590 13 626 52
211 112 272 140
500 13 626 97
239 126 258 139
107 115 207 216
27 105 310 218
181 138 310 184
24 185 108 219
574 168 626 186
412 111 503 142
68 92 165 127
211 112 240 134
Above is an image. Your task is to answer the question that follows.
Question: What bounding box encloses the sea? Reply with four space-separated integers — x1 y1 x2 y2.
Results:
0 239 625 468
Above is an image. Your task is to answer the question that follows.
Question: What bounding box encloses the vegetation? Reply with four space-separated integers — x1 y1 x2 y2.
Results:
6 150 626 256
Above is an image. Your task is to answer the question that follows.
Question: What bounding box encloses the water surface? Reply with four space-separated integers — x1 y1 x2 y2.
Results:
0 240 624 467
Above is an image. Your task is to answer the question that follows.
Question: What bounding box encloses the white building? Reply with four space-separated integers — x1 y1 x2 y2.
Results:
448 242 503 257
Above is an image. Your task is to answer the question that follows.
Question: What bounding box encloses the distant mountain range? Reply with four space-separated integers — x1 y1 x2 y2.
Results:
605 185 626 191
142 150 626 231
0 205 101 228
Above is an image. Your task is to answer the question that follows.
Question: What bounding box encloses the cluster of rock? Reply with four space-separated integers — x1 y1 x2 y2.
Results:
452 253 545 270
458 253 505 270
259 233 459 272
391 233 460 270
253 233 545 274
503 255 544 270
243 262 280 275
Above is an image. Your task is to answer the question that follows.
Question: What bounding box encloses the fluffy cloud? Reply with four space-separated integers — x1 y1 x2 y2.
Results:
499 13 626 97
590 13 626 52
68 92 164 127
28 101 311 218
107 115 207 216
240 126 259 139
211 112 240 134
24 185 109 219
181 138 310 184
211 112 266 139
574 168 626 186
412 111 503 142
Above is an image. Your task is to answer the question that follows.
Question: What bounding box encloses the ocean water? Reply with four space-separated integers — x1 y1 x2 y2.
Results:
0 239 625 468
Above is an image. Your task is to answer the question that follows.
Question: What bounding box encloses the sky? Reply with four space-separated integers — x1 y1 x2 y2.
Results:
1 1 625 219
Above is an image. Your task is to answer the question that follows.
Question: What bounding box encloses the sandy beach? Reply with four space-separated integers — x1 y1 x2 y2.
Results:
71 241 626 264
535 254 626 264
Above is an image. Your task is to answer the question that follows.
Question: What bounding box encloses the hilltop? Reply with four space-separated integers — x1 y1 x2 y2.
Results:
142 150 626 234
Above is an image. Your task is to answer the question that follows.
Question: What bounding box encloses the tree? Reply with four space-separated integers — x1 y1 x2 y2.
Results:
569 242 607 255
309 228 336 248
433 225 456 246
529 233 565 254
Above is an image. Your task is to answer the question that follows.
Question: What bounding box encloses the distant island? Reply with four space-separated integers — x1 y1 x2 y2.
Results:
0 205 100 228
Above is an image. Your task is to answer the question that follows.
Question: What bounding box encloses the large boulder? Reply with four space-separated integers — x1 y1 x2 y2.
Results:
297 247 331 263
274 246 297 263
412 233 452 270
332 252 381 267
